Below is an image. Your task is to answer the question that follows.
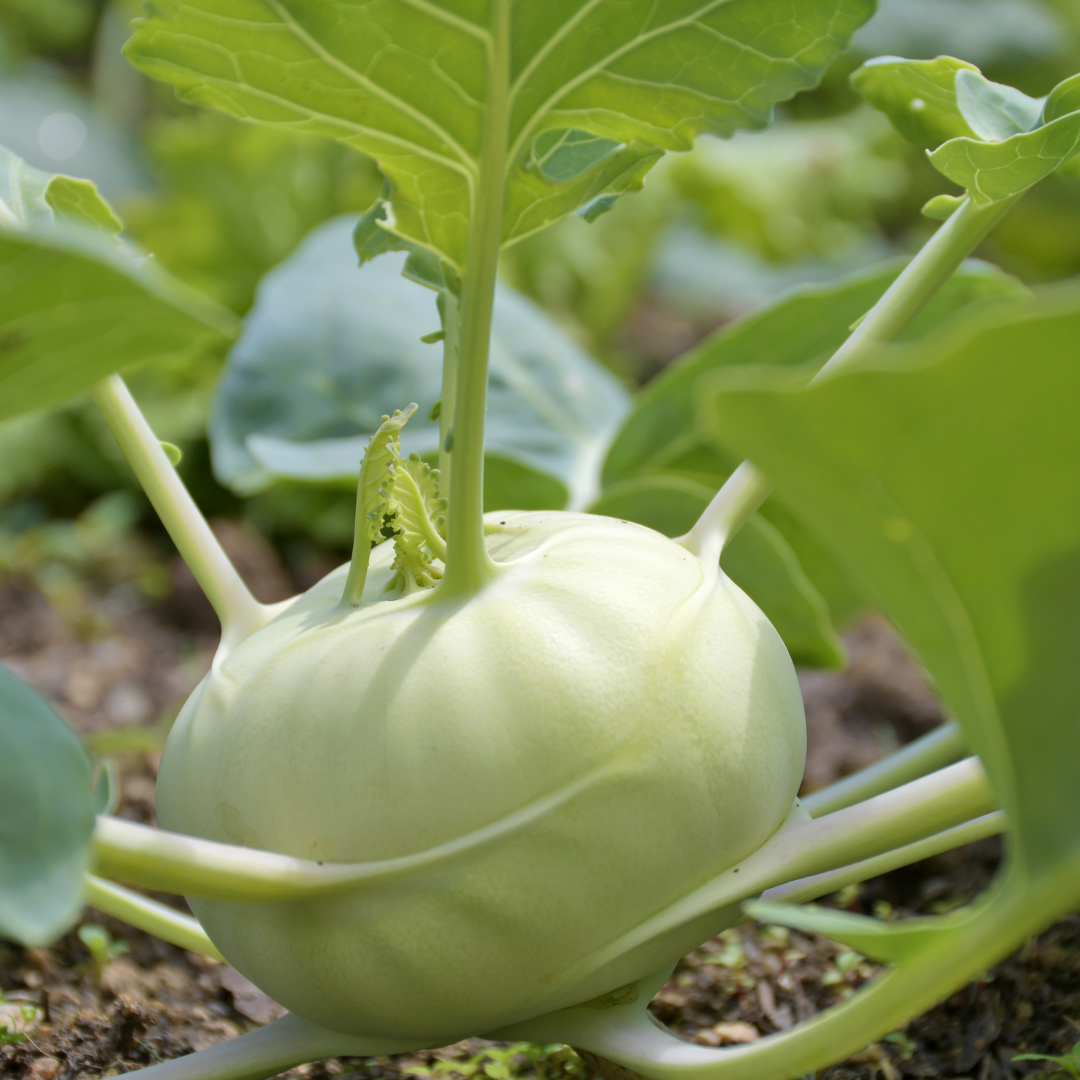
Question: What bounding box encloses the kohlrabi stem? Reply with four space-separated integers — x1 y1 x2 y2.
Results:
681 194 1022 556
84 875 224 960
437 289 460 489
677 461 771 564
438 2 509 597
91 375 267 649
803 720 967 817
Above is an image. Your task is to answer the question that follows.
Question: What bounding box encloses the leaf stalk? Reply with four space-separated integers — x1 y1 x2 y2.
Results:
91 375 268 651
438 0 510 597
684 194 1023 557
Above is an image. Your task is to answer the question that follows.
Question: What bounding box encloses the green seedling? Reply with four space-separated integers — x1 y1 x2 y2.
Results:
0 991 39 1047
77 922 130 976
1015 1042 1080 1080
2 6 1080 1080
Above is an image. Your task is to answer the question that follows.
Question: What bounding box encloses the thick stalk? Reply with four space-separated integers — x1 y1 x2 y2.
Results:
438 288 460 488
677 462 770 562
91 375 267 649
85 875 224 960
438 3 510 597
683 195 1022 552
803 721 967 817
90 770 597 902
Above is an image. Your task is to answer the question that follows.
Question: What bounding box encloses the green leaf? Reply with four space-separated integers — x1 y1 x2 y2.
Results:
930 112 1080 203
0 145 122 234
704 288 1080 876
211 217 630 510
0 665 94 946
125 0 875 269
851 55 978 145
953 68 1042 142
0 144 239 423
925 67 1080 204
1044 73 1080 124
587 474 844 668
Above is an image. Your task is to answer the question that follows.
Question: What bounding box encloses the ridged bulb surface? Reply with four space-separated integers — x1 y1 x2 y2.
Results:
156 512 806 1042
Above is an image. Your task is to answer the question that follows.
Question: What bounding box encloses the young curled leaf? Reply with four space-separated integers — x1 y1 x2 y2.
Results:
386 455 449 596
341 404 419 606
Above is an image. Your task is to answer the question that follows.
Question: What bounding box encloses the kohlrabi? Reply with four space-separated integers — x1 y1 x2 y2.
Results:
6 5 1080 1080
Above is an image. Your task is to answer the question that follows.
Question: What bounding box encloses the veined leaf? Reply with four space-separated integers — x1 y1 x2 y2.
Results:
0 665 94 946
851 55 978 145
0 144 238 423
907 65 1080 203
853 56 1079 200
211 217 630 511
705 288 1080 876
930 111 1080 203
125 0 875 269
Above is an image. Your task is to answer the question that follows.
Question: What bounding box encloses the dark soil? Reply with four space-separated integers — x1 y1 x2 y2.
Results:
1 527 1077 1080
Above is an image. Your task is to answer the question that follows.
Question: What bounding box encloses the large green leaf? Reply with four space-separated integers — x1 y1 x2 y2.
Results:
704 289 1080 874
0 144 239 423
211 216 630 510
589 474 844 668
125 0 875 270
0 665 94 946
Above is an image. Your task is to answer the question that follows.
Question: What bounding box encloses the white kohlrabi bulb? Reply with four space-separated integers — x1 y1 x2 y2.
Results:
155 511 805 1043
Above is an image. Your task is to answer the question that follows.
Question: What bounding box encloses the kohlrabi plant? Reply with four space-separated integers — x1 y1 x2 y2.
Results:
3 4 1080 1080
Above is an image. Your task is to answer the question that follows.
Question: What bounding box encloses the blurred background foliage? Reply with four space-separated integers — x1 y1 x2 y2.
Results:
1 0 1079 595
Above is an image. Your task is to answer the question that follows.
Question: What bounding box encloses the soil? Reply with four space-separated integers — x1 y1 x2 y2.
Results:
1 525 1077 1080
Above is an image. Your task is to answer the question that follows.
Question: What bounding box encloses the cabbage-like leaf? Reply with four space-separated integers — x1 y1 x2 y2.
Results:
929 110 1080 203
0 144 237 422
855 57 1080 201
0 665 94 946
125 0 875 269
211 217 630 511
